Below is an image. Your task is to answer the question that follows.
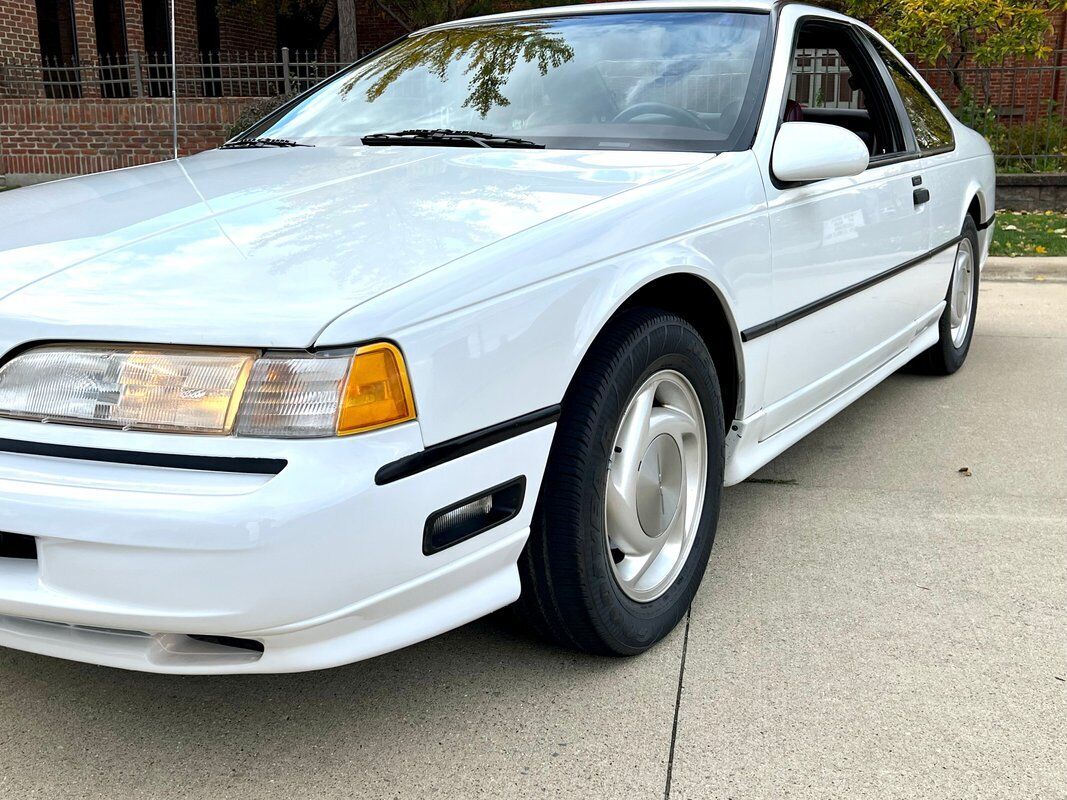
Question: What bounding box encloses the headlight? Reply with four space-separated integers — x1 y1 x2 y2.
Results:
0 342 416 438
237 343 416 438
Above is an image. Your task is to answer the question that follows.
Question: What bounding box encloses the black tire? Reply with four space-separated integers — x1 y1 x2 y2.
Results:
911 216 980 375
516 308 725 655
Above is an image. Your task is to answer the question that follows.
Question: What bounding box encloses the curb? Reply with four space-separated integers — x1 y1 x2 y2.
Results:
984 256 1067 283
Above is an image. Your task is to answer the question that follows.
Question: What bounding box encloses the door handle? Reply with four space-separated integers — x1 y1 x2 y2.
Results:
913 187 930 206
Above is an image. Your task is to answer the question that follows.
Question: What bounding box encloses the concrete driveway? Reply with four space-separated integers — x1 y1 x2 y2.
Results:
0 277 1063 800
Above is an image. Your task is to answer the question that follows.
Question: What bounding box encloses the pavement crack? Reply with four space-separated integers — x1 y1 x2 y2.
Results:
664 605 691 800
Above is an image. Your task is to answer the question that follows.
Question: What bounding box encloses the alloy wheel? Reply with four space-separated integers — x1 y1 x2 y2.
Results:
604 370 708 603
950 237 976 348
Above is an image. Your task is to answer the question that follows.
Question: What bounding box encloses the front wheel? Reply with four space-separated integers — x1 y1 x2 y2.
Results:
912 216 980 375
516 309 724 655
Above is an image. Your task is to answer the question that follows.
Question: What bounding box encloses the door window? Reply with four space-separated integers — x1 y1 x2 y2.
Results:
783 21 906 160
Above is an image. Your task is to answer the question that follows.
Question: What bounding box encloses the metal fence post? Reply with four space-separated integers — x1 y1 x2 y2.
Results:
282 47 291 95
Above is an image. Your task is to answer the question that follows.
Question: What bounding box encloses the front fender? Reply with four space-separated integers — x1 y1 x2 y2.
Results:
316 151 772 447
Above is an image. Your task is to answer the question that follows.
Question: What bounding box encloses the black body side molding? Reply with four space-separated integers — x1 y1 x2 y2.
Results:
740 234 966 342
375 406 561 485
0 437 287 475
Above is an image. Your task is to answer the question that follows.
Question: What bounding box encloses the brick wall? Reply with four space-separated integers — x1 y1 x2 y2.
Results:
0 0 41 63
71 0 99 64
125 0 145 54
217 2 277 54
0 97 249 181
172 0 200 62
0 0 202 61
353 0 407 54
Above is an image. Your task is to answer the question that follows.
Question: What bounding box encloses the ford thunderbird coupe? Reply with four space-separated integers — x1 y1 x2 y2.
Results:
0 1 994 673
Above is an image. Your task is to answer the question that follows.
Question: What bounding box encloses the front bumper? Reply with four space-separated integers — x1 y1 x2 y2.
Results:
0 416 553 673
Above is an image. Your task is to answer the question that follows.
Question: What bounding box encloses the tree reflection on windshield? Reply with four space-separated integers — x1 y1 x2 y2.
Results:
346 24 575 117
250 12 770 153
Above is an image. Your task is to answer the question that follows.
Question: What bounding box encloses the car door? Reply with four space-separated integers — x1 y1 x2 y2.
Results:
755 16 931 439
865 32 967 316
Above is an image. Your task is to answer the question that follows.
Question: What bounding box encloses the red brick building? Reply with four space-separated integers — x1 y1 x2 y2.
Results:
0 0 405 66
0 0 406 182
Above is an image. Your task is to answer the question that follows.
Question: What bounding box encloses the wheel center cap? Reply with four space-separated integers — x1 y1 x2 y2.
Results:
635 434 683 537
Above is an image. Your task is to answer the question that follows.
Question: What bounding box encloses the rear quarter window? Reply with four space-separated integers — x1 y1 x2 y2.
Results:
869 37 954 154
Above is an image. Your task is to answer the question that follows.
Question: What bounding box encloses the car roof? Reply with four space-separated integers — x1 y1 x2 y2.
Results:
423 0 810 31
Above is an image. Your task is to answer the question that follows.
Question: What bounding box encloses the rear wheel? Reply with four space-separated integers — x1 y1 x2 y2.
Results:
912 216 980 375
516 309 724 655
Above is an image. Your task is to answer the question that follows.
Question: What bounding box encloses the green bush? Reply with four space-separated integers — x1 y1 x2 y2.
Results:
226 90 302 140
989 117 1067 173
955 91 1067 173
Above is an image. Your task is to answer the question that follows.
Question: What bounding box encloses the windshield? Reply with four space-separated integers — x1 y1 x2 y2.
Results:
246 12 771 153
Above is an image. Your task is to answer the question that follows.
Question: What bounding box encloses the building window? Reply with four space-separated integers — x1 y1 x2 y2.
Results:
93 0 127 57
197 0 222 97
94 0 130 97
35 0 80 98
142 0 172 96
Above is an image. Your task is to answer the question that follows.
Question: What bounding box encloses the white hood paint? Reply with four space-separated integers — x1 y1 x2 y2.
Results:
0 146 708 349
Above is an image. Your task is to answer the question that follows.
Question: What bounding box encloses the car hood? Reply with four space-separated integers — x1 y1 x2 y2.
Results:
0 146 708 349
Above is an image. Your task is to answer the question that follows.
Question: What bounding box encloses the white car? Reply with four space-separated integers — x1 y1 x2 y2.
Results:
0 1 993 673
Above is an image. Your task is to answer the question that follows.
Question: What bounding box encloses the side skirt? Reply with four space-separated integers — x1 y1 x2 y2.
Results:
723 303 943 486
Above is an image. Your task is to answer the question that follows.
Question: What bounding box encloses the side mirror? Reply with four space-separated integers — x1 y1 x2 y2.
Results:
771 121 870 183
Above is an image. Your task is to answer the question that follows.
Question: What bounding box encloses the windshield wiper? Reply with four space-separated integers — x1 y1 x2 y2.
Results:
361 129 545 149
220 137 313 149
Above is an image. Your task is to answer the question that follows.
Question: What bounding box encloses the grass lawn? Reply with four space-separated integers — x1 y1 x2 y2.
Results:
990 210 1067 257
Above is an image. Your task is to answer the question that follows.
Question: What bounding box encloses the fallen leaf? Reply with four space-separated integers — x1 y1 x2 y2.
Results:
1001 224 1019 231
1035 245 1048 254
958 466 973 477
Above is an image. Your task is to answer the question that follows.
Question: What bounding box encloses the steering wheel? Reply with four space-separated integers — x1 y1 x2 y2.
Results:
612 102 709 129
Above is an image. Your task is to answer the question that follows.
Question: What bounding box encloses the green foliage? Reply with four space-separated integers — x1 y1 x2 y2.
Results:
952 89 1067 172
988 115 1067 172
832 0 1067 172
227 90 302 139
830 0 1067 66
952 89 999 131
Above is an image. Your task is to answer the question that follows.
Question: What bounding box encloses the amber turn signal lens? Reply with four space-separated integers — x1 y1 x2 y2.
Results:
337 342 416 435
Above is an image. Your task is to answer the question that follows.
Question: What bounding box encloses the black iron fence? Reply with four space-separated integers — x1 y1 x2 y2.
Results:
0 49 359 100
2 48 1067 172
918 56 1067 173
